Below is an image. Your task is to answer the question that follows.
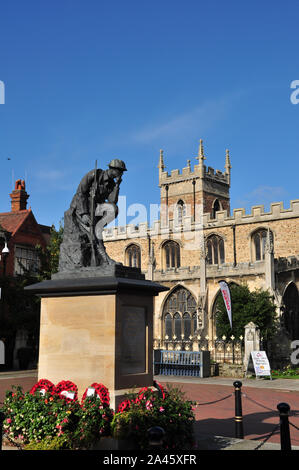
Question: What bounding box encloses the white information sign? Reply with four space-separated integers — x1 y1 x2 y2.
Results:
250 351 272 379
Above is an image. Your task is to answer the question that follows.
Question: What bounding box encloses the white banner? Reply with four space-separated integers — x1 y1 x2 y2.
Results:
219 280 232 329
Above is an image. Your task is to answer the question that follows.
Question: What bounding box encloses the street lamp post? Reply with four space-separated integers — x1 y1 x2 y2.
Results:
1 241 10 277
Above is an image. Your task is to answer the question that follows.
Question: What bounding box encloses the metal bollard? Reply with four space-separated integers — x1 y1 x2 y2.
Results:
233 381 244 439
277 402 291 451
0 411 5 451
147 426 165 450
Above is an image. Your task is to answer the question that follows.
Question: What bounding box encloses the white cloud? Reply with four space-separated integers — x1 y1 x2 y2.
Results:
235 185 287 210
129 92 242 151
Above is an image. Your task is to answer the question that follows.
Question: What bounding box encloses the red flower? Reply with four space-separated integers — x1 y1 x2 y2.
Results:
81 383 110 407
30 379 55 396
154 381 166 400
54 380 78 402
137 387 149 401
117 399 131 413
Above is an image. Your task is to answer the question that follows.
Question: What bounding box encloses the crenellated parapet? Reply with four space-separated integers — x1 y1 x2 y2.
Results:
275 255 299 272
158 140 230 187
202 199 299 227
103 199 299 241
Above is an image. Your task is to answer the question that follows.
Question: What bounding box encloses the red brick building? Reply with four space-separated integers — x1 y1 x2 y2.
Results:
0 180 50 277
0 180 51 370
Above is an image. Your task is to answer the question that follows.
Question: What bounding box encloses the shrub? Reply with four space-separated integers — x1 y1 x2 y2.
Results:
24 435 73 450
2 381 114 449
75 395 114 448
2 385 82 447
2 380 196 450
111 384 196 450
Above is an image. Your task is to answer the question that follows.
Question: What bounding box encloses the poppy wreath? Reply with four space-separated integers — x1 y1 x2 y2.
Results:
81 383 110 407
137 383 166 402
154 381 166 400
29 379 55 396
54 380 78 402
137 387 150 401
116 399 131 413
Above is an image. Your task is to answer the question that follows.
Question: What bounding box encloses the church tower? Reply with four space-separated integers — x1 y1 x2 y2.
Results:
158 140 231 226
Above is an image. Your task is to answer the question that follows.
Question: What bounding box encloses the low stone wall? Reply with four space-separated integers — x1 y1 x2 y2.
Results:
218 363 244 378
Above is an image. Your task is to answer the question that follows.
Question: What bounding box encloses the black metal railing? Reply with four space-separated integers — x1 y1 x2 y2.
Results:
154 337 244 365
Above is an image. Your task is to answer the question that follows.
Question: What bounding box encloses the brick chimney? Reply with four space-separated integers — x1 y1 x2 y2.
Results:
10 179 29 212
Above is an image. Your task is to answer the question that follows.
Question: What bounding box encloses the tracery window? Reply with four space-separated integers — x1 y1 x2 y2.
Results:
206 235 225 265
163 240 181 269
252 229 273 261
125 244 141 268
163 287 197 339
176 200 186 225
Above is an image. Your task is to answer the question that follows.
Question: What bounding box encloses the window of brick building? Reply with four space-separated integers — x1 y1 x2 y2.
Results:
125 243 141 268
206 235 225 265
14 245 40 275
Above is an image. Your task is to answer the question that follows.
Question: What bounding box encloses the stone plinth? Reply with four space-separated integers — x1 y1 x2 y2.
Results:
25 267 168 410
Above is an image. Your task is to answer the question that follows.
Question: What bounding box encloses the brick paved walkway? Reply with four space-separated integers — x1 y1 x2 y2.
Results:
157 378 299 447
0 371 37 405
1 371 299 449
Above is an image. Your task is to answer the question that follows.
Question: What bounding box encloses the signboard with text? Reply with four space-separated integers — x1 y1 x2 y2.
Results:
250 351 272 379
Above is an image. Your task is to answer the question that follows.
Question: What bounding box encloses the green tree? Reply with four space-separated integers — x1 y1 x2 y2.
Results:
36 222 64 280
215 283 278 341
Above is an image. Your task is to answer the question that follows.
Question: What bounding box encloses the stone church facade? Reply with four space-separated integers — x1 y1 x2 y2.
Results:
103 141 299 362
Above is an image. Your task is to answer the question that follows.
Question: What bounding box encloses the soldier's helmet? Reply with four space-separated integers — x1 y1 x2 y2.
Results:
108 159 127 171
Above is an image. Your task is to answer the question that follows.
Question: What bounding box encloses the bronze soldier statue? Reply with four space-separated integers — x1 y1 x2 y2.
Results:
59 159 127 270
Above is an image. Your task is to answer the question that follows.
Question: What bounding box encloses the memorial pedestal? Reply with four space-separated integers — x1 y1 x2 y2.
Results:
26 267 168 410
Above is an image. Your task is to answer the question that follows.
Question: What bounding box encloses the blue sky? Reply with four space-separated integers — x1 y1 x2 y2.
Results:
1 0 299 228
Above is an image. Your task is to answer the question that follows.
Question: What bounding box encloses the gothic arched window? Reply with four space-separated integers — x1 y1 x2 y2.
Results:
252 229 272 261
176 200 186 225
163 240 181 269
206 235 225 265
282 283 299 341
125 244 141 268
212 199 221 219
163 286 197 340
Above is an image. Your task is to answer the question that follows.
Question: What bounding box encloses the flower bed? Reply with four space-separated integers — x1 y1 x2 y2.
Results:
1 380 195 450
111 384 196 450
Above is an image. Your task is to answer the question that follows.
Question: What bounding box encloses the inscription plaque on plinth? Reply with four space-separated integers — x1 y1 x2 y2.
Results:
121 306 146 375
